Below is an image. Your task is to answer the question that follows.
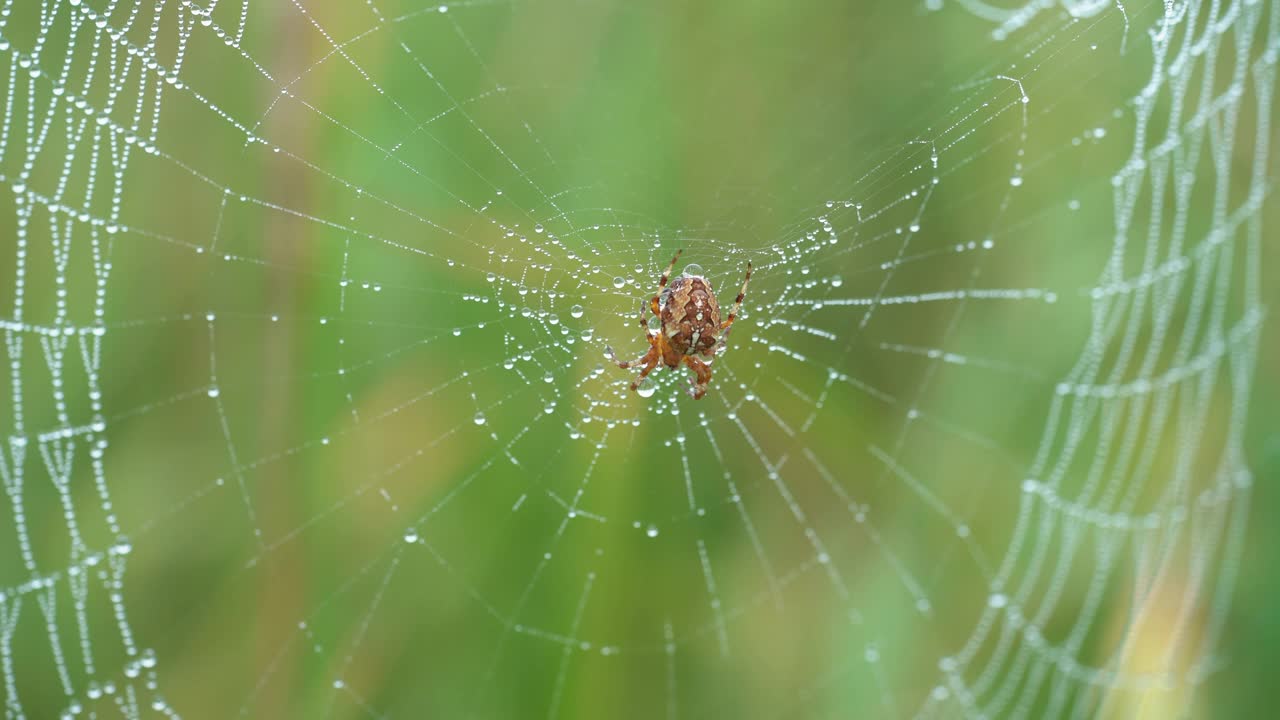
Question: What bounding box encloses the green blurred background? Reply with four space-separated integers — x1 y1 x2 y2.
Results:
1 0 1277 718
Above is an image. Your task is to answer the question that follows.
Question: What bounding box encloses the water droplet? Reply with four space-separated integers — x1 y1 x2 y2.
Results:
534 223 545 233
612 277 625 289
682 263 703 277
486 272 496 283
404 529 419 543
830 275 844 288
473 412 487 426
570 304 584 318
645 525 659 538
636 382 657 398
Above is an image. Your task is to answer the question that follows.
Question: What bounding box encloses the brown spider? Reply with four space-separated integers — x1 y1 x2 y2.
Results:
606 249 753 400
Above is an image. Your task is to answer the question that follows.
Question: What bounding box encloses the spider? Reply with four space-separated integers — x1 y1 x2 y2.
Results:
605 249 752 400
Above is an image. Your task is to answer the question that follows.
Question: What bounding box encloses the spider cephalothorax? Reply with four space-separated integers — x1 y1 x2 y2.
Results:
606 249 752 399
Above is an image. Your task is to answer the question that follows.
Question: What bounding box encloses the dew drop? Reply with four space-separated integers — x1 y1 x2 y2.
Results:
570 304 584 318
473 412 487 426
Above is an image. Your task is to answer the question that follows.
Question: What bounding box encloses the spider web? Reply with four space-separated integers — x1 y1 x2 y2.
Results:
0 0 1274 717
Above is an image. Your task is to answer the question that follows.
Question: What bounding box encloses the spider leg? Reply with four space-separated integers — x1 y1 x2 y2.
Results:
605 341 656 370
635 301 651 334
719 260 753 332
681 354 712 400
630 352 662 392
622 298 652 349
650 249 683 317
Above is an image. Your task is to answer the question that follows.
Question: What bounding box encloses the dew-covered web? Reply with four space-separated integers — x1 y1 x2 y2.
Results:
1 0 1276 717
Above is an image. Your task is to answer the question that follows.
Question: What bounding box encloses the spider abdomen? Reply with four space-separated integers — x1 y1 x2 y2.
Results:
661 276 722 358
